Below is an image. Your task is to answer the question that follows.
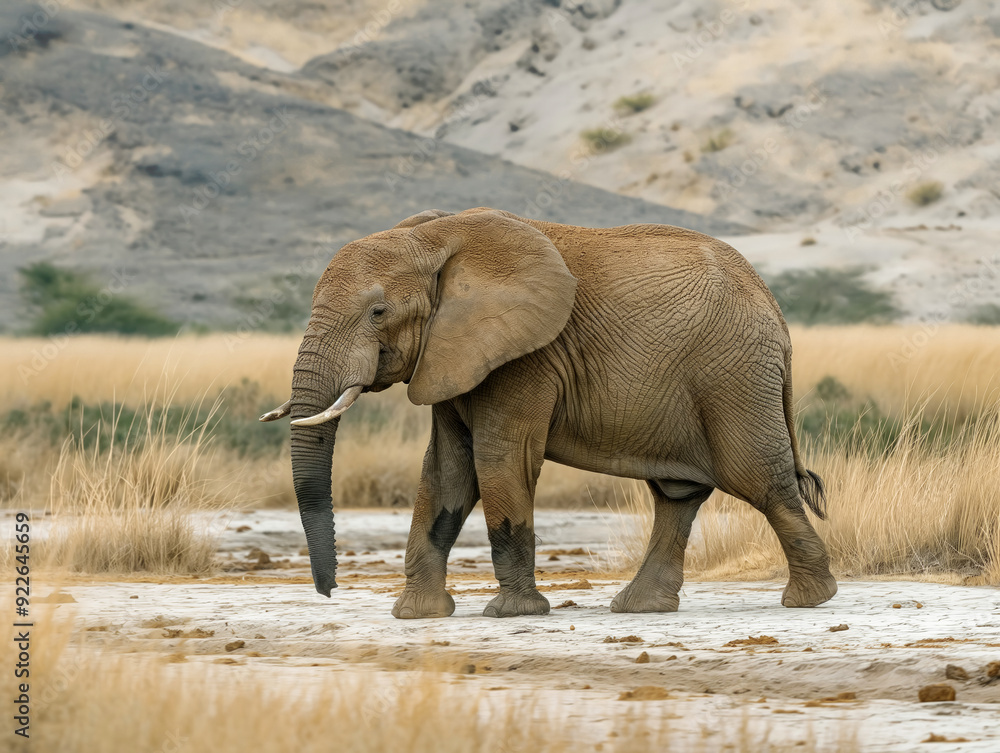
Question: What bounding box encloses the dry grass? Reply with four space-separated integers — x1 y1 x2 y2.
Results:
4 328 1000 580
3 616 856 753
607 414 1000 584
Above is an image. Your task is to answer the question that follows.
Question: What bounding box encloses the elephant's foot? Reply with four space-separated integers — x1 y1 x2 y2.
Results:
610 581 680 613
483 587 550 618
392 586 455 619
781 571 838 608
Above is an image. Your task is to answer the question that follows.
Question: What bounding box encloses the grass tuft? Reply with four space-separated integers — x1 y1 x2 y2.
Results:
614 92 656 114
907 180 944 207
580 127 631 153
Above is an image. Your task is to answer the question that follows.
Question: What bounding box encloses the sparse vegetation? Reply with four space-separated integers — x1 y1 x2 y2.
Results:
701 128 733 153
965 303 1000 326
19 262 179 337
765 267 899 325
907 180 944 206
580 127 631 153
614 92 655 114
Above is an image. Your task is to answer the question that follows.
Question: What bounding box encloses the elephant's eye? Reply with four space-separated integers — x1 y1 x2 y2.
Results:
370 305 388 322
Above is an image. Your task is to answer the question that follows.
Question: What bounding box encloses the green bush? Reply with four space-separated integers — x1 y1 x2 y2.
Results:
765 267 900 325
580 127 631 152
614 93 655 114
230 274 313 333
965 303 1000 326
906 180 943 207
19 262 178 336
701 128 733 153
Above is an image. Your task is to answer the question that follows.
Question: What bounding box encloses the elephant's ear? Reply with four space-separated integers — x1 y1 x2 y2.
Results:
392 209 454 228
407 212 577 405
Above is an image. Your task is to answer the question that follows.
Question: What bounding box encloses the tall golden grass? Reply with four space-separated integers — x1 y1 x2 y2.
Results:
4 616 857 753
6 326 1000 414
3 327 1000 581
609 414 1000 584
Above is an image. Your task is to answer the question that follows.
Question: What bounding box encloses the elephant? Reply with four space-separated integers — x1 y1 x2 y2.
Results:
261 207 837 619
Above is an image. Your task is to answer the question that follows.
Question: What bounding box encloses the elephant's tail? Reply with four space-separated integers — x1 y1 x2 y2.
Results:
782 351 828 521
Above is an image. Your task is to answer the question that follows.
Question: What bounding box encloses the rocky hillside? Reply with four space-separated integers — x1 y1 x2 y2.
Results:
0 2 739 332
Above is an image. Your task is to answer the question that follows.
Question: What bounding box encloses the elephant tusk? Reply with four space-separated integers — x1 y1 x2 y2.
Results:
290 385 363 427
259 399 292 422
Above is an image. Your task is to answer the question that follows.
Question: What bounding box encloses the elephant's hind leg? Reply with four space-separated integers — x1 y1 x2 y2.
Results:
610 481 712 613
393 403 479 619
764 502 837 608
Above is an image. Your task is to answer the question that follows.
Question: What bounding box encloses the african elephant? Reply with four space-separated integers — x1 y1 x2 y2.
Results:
261 207 837 618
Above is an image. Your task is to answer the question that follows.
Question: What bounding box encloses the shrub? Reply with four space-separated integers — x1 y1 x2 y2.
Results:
613 92 655 114
19 262 179 336
701 128 733 153
580 127 631 152
765 267 900 326
907 180 943 206
965 303 1000 326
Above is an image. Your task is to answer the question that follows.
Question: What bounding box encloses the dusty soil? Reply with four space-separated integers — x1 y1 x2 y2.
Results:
33 510 1000 751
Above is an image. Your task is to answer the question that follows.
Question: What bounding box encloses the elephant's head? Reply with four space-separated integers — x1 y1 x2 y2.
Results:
260 208 578 596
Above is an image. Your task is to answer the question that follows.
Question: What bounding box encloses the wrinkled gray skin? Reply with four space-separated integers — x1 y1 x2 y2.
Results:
263 207 837 618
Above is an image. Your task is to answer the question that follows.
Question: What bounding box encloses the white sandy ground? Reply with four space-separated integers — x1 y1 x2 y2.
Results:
14 510 1000 751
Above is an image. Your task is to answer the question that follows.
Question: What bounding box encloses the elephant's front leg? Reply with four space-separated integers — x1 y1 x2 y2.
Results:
475 433 550 618
392 404 478 619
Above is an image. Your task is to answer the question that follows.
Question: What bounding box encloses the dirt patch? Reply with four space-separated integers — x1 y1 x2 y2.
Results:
724 635 779 647
618 686 670 701
603 635 644 644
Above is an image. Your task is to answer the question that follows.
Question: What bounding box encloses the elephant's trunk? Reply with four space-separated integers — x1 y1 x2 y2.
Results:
289 343 343 597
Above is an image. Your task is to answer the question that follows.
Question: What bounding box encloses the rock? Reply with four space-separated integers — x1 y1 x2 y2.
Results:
604 635 644 643
829 624 849 632
892 603 902 609
618 686 669 701
635 651 650 664
129 595 138 599
918 684 956 702
553 600 577 608
986 661 1000 679
945 665 968 681
225 640 246 652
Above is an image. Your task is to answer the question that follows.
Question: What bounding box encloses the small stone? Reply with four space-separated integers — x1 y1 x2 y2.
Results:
235 525 251 533
570 625 575 631
829 624 849 632
986 661 1000 678
945 665 968 681
916 602 924 608
129 595 138 599
666 655 677 661
225 640 246 652
619 686 669 701
554 600 577 609
635 651 650 664
548 554 560 561
892 603 902 609
918 683 956 702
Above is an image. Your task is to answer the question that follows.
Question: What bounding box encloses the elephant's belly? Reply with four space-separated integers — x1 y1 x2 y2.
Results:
542 429 717 487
